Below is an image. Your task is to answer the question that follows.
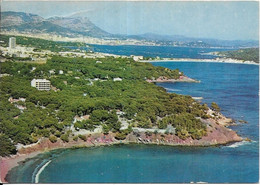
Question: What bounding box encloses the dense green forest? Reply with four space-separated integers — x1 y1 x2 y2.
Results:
219 48 259 63
0 56 210 156
0 34 86 52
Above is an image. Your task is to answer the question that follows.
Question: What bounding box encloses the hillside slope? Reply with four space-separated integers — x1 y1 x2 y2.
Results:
1 11 44 27
1 11 111 38
218 48 259 63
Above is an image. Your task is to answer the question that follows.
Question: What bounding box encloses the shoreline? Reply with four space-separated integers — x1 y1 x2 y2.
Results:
1 139 246 183
1 138 245 183
1 115 243 183
140 58 258 65
1 33 258 65
1 140 242 183
146 75 200 83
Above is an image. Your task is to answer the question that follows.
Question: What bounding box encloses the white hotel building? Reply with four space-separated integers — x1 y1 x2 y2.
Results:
9 37 16 49
31 79 51 91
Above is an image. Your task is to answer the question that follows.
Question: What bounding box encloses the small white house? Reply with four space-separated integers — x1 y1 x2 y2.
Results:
49 69 55 75
113 77 122 82
19 98 26 102
59 70 64 74
166 125 176 134
73 115 90 123
31 67 36 72
133 55 144 61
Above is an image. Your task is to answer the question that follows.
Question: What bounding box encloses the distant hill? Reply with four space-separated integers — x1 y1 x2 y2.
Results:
2 21 79 36
218 48 259 63
1 11 111 38
47 16 111 37
128 33 259 48
1 11 44 27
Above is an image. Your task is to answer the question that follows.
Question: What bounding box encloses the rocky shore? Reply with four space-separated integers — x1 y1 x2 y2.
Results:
146 75 200 83
0 114 243 183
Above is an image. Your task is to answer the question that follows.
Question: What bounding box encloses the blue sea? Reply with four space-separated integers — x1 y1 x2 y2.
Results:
7 47 259 183
81 44 234 59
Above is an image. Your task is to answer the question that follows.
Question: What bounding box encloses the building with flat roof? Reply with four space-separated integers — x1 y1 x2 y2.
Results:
9 37 16 49
131 55 143 61
31 79 51 91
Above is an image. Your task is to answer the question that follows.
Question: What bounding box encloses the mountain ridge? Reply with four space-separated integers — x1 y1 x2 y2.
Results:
1 11 44 27
1 11 111 38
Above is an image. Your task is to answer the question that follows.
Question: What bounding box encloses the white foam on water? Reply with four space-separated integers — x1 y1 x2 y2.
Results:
226 140 253 148
35 160 52 183
165 88 181 92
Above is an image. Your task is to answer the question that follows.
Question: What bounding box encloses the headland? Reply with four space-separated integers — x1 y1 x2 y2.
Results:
0 111 243 183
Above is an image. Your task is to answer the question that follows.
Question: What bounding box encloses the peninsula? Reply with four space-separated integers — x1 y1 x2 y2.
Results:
0 35 244 183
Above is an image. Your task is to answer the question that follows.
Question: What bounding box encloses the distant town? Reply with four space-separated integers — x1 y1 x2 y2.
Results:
1 35 258 66
0 35 146 65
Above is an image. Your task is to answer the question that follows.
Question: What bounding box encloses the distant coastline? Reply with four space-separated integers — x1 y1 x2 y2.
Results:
1 33 258 65
140 58 258 65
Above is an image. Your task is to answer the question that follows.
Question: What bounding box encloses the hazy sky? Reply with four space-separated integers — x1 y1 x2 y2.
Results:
2 1 259 40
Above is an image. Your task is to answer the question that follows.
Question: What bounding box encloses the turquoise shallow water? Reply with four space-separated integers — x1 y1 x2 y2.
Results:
7 61 259 183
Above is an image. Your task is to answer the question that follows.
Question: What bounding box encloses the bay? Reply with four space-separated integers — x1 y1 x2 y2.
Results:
79 44 233 59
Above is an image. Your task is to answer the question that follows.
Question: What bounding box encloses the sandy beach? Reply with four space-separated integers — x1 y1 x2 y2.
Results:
0 134 116 183
0 151 42 183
